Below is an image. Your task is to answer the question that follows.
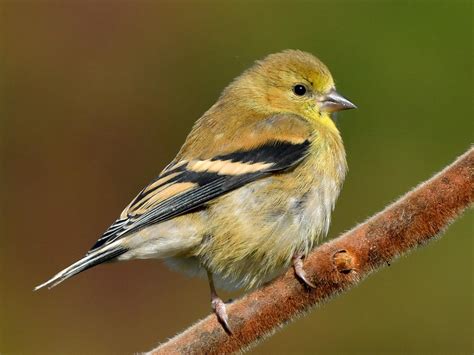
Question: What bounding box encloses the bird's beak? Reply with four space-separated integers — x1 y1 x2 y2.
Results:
320 89 357 113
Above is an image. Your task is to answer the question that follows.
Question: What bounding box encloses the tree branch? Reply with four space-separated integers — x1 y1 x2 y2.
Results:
147 147 473 355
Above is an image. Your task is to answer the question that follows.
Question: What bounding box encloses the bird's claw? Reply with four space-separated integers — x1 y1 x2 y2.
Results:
211 297 233 334
293 254 316 288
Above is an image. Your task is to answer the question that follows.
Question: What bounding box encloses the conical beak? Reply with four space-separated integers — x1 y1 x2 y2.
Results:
320 89 357 113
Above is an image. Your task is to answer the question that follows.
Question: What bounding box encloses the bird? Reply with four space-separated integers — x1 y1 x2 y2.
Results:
35 49 356 333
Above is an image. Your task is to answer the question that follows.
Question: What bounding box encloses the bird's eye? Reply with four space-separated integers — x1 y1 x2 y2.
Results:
293 84 307 96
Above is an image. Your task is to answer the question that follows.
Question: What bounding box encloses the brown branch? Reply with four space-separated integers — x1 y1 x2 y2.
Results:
147 147 473 355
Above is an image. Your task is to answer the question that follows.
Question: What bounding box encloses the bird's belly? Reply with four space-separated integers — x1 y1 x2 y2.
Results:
194 175 339 290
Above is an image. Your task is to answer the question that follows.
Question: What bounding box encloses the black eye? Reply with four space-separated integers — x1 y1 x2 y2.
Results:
293 84 307 96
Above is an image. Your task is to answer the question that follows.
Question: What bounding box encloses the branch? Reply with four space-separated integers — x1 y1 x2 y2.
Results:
147 147 473 355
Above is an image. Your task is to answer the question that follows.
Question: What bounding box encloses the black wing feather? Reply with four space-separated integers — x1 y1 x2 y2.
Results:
89 139 310 252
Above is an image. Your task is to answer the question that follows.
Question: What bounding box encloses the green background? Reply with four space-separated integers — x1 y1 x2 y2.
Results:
1 1 472 354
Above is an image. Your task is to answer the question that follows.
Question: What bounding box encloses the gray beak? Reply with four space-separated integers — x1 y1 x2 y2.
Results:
320 89 357 113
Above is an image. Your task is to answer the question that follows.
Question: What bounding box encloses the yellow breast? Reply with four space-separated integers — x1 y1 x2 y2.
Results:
193 118 347 290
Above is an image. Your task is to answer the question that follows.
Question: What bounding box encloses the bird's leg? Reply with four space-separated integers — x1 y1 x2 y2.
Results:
292 253 316 288
207 270 232 334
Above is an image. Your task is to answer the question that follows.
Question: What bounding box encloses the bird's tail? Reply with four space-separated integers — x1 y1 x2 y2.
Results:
34 246 127 291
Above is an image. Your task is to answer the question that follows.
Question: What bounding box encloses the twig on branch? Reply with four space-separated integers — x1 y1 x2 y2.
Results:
147 147 473 355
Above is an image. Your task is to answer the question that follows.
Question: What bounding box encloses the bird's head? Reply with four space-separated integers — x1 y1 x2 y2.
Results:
225 49 356 123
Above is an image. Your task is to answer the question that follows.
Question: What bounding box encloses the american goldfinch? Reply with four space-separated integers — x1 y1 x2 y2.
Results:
36 49 355 332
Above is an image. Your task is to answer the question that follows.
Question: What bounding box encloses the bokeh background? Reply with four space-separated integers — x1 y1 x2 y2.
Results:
1 1 472 354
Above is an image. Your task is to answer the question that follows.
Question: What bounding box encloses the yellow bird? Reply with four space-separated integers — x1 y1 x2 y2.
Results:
36 49 356 332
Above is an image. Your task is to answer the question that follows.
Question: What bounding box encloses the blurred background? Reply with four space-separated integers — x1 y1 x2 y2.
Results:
1 1 472 354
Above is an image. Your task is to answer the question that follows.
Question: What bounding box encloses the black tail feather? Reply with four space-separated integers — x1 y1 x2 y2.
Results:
34 247 127 290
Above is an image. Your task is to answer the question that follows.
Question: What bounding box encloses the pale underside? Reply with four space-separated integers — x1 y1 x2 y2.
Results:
117 149 344 291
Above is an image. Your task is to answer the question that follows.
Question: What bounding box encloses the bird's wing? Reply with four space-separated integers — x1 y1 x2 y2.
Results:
88 116 312 252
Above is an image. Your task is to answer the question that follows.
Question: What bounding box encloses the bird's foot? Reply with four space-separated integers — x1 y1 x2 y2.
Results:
292 253 316 288
211 296 232 335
